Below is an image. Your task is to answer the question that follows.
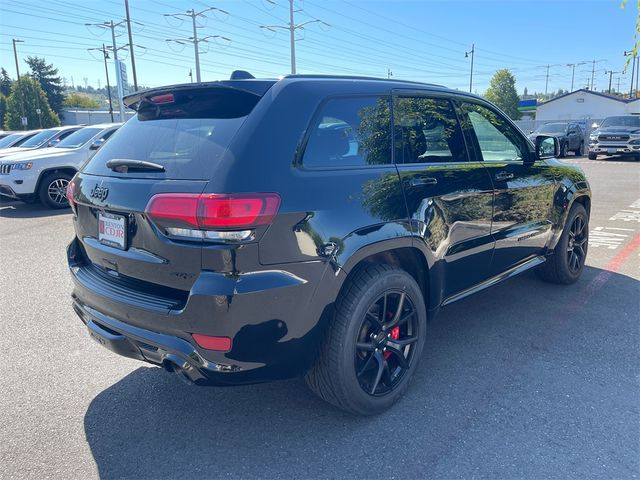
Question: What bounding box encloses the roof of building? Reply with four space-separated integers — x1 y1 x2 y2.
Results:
539 89 636 106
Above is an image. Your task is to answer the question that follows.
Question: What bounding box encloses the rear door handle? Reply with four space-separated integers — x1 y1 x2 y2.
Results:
409 176 438 187
494 171 514 181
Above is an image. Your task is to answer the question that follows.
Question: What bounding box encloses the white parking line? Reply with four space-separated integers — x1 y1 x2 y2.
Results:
589 227 629 249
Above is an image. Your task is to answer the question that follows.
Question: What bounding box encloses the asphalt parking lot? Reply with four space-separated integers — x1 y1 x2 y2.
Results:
0 155 638 479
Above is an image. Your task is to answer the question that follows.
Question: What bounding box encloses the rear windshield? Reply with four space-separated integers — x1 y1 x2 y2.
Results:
19 129 57 148
0 133 23 148
82 88 260 180
537 123 566 134
55 127 102 148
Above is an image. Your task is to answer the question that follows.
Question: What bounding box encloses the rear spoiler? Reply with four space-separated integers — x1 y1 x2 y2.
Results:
123 80 276 110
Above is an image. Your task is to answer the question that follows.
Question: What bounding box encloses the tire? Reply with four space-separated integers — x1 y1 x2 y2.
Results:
559 142 568 158
588 152 597 160
537 203 588 285
574 142 584 156
38 171 73 209
305 264 427 415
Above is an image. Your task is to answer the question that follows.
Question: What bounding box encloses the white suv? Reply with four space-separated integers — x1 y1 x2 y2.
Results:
0 123 121 209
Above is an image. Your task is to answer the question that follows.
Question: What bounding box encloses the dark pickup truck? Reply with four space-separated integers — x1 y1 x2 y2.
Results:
529 122 585 157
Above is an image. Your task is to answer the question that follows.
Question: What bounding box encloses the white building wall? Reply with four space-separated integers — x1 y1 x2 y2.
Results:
536 91 629 122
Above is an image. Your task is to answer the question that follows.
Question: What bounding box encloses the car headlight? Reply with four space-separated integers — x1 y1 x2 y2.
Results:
11 162 33 170
629 139 640 145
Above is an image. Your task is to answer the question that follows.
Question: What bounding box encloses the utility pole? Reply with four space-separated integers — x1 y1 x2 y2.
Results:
624 50 636 97
86 20 128 121
544 64 550 95
124 0 138 91
260 0 329 75
89 45 115 122
465 44 475 93
566 62 587 92
165 7 230 83
604 70 620 94
617 76 621 94
12 38 26 130
387 68 392 79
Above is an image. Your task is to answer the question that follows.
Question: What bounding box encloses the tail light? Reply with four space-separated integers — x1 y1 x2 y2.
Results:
66 178 77 214
145 193 281 242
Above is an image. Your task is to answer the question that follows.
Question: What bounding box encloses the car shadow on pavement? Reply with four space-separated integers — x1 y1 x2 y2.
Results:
84 266 639 479
0 200 71 219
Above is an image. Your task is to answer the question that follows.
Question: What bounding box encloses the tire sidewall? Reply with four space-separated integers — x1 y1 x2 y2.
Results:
555 204 588 282
336 269 427 415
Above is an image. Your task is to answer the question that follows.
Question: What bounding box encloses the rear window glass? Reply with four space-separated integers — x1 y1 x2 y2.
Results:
0 133 23 148
82 88 260 180
19 129 57 148
55 128 102 148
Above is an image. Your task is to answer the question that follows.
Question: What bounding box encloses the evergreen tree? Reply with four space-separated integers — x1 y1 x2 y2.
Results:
484 69 522 120
4 75 60 130
0 94 6 128
0 68 12 97
25 57 65 116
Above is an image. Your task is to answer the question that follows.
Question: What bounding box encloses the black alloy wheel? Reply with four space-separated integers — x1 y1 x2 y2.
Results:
305 264 426 415
355 290 418 396
567 214 588 273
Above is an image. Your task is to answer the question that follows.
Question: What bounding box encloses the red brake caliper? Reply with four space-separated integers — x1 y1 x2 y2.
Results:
384 326 400 359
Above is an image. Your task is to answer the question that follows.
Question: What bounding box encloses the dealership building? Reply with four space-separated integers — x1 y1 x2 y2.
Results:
536 89 639 123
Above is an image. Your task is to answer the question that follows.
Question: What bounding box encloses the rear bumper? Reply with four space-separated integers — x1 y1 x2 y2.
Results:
68 237 338 385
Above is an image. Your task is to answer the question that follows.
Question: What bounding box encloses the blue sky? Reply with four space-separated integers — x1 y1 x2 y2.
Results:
0 0 636 95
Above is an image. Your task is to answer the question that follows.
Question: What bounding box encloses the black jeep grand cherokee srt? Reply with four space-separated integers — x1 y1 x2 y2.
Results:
67 74 591 415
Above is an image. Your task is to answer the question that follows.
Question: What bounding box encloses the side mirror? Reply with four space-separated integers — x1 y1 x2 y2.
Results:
529 130 534 134
535 135 559 160
568 130 576 135
89 138 105 150
48 138 61 147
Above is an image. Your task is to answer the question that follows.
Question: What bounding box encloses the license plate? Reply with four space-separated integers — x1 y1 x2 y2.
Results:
607 148 617 154
98 212 126 250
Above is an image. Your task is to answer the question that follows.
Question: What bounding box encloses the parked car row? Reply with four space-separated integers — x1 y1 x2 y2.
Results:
0 123 121 208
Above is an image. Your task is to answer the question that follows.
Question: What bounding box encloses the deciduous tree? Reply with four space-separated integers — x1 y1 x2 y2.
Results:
484 69 522 120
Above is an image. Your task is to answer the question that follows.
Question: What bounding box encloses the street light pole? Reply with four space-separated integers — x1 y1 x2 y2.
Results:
566 62 586 92
624 50 636 97
465 44 475 93
12 38 26 130
604 70 620 94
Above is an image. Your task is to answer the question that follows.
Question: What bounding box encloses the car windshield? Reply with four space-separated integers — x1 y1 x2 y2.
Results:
54 127 101 148
18 129 57 148
600 116 640 128
0 133 24 148
537 123 566 134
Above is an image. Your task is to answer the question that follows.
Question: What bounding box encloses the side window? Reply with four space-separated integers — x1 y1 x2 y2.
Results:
394 97 467 163
302 96 391 168
57 130 77 141
100 129 117 142
460 102 527 162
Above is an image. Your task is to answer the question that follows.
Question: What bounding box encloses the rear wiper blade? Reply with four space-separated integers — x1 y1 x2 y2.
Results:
106 159 165 173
